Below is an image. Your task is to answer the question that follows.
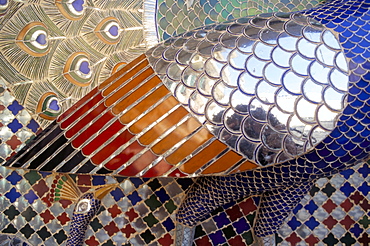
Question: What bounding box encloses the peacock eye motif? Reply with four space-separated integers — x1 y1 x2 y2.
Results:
55 0 85 21
36 92 61 120
0 0 8 15
63 52 93 87
95 17 121 45
74 198 91 214
16 22 50 57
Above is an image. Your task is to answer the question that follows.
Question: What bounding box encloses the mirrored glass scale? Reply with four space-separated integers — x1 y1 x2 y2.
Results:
147 13 349 166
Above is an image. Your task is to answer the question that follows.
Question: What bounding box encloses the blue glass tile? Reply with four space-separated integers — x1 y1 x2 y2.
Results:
305 217 320 230
305 201 318 215
340 182 356 196
92 176 105 185
162 217 175 232
342 40 356 49
7 101 23 115
350 224 363 238
342 29 353 38
287 217 301 230
233 217 250 234
358 163 370 177
110 187 124 202
339 154 352 163
334 147 348 157
27 119 40 133
155 188 170 203
358 182 370 196
127 191 142 205
130 178 144 188
6 171 22 185
24 190 38 204
214 212 231 228
343 141 356 151
7 119 23 133
5 188 21 203
209 230 226 245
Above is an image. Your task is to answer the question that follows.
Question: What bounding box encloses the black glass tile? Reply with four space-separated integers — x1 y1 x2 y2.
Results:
176 178 194 190
211 206 224 216
57 151 86 173
323 233 339 246
140 229 155 244
77 160 96 173
41 143 74 171
97 167 112 174
20 224 34 239
340 232 356 245
2 224 17 234
222 225 236 239
37 226 51 240
322 183 336 197
147 179 161 191
102 239 115 246
4 205 20 220
90 218 103 232
194 225 206 239
54 230 67 244
145 195 162 211
21 207 37 222
309 185 320 196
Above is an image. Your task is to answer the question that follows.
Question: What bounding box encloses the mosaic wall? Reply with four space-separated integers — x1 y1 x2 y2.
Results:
0 0 369 245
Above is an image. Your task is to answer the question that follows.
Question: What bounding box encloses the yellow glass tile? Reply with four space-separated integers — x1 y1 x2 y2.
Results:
102 59 150 97
129 96 180 134
112 76 161 115
166 128 213 165
151 117 201 155
179 140 227 174
99 54 146 89
138 107 188 145
119 85 169 124
201 150 243 174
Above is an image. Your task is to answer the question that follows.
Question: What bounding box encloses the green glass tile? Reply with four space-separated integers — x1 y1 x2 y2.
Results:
340 232 356 245
37 226 51 240
140 229 155 244
359 215 370 228
145 195 162 211
24 171 41 185
21 207 37 222
143 213 159 227
242 230 254 245
222 225 236 239
323 233 339 246
246 213 256 226
54 230 67 244
90 218 103 232
164 199 176 213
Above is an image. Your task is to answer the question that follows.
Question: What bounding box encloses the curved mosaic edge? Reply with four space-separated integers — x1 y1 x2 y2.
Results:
143 0 160 47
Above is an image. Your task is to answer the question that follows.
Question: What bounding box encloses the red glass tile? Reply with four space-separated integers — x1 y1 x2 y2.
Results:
58 87 99 123
167 168 187 177
350 191 364 205
125 208 138 222
82 120 124 156
121 224 136 238
108 204 122 218
305 235 320 245
104 140 145 171
6 135 22 150
142 160 173 177
32 179 49 198
104 221 120 236
71 110 115 148
158 233 173 246
286 232 301 245
40 210 55 223
85 236 100 246
57 212 71 225
340 215 355 230
226 205 243 222
228 235 245 245
0 105 5 111
42 194 53 207
359 233 370 245
77 175 91 186
194 236 212 246
323 215 338 229
59 199 72 209
91 130 134 165
65 103 108 138
239 198 257 215
322 199 337 213
79 187 90 193
360 199 370 211
116 149 156 176
340 198 354 212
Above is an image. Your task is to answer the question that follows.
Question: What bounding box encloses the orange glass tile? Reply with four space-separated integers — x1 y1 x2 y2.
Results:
99 54 146 89
129 96 179 134
119 85 170 124
111 76 161 115
104 140 146 171
138 107 188 145
166 128 213 165
71 111 115 148
102 60 150 97
151 117 201 155
116 150 157 176
60 92 104 129
201 150 243 174
179 140 227 174
65 103 107 139
91 130 134 165
57 88 99 123
231 160 258 173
